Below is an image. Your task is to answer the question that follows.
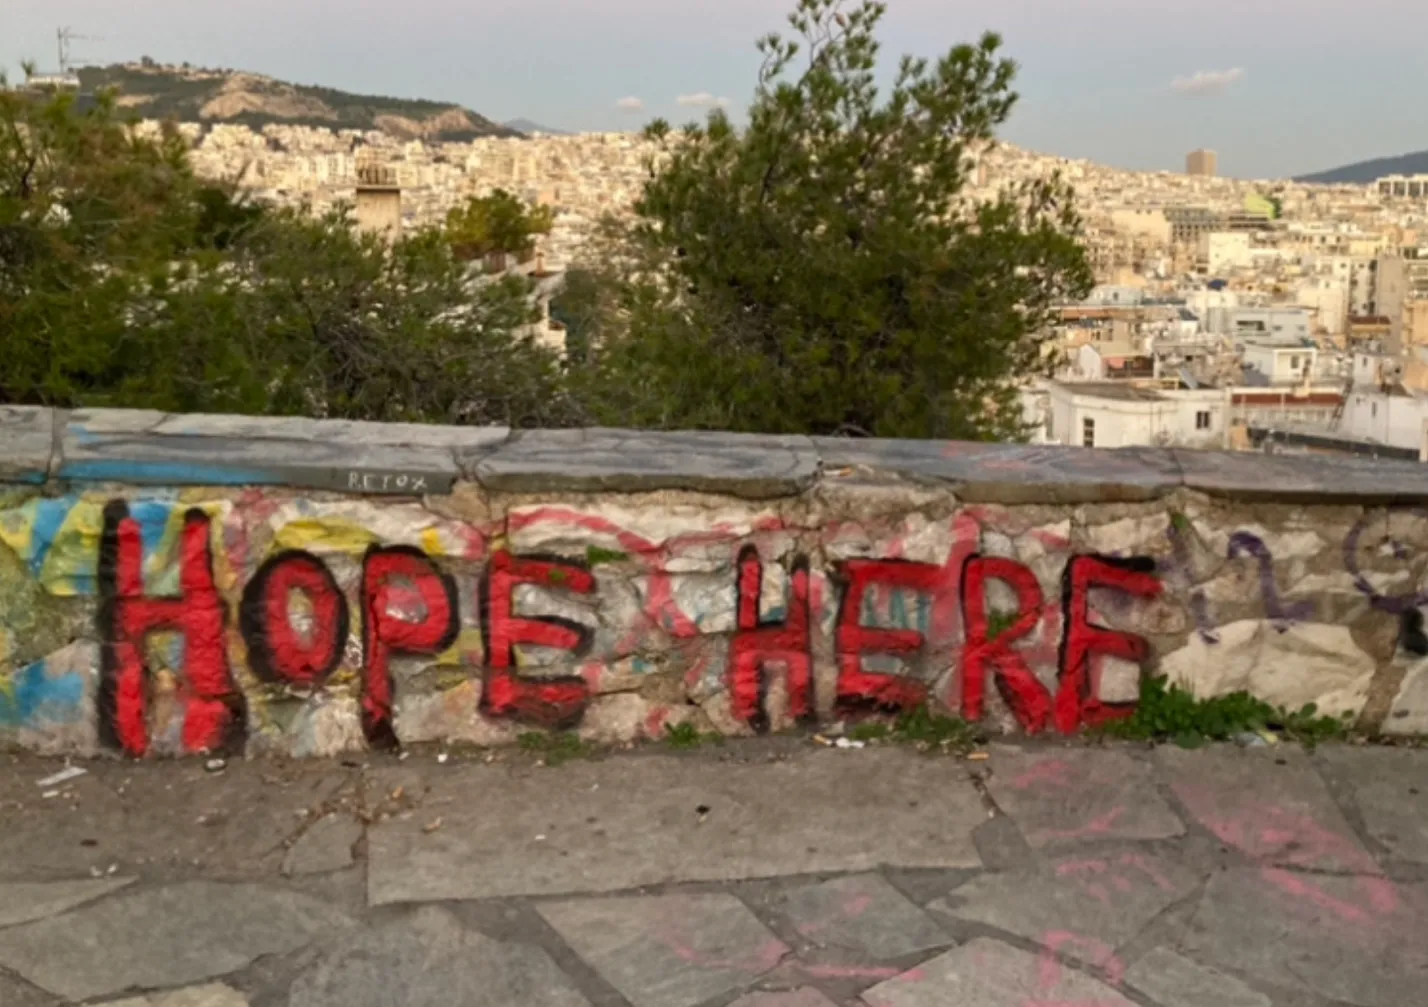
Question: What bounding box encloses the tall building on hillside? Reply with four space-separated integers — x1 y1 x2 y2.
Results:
1186 149 1218 177
354 162 402 243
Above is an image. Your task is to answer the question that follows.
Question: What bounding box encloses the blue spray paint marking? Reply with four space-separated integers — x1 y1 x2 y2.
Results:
1228 532 1313 629
59 460 278 485
25 497 79 578
0 660 85 727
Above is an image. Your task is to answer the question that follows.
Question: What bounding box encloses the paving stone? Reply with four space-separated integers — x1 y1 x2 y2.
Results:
289 905 589 1007
107 983 250 1007
283 814 363 876
0 881 351 1001
0 407 55 484
1318 746 1428 863
728 989 838 1007
57 408 472 494
816 438 1180 503
1182 868 1428 1007
368 749 985 903
474 428 819 499
0 973 60 1007
1159 745 1377 872
1124 947 1269 1007
860 937 1137 1007
984 746 1184 848
0 876 135 928
778 874 949 960
928 850 1200 960
537 893 788 1007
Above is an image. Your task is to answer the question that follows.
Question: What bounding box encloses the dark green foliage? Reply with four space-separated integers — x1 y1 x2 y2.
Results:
585 546 630 566
1101 676 1353 749
578 0 1093 440
663 722 722 749
517 731 592 765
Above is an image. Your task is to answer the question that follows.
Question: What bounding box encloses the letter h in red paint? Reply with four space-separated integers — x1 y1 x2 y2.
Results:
1057 555 1162 733
729 546 812 731
481 550 594 728
97 502 246 757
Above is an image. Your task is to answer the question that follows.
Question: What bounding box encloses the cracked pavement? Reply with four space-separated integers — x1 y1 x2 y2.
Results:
1 739 1426 1007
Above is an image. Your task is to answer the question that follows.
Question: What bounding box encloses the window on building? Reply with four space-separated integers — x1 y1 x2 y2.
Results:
1289 355 1301 370
1373 402 1379 418
1082 417 1095 448
1196 411 1211 430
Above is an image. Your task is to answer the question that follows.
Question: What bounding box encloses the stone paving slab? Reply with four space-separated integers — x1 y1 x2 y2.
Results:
57 408 468 494
0 973 59 1007
0 876 135 928
729 989 839 1007
0 407 55 485
289 905 590 1007
0 881 351 1001
475 428 820 499
538 893 787 1007
1318 746 1428 863
816 438 1181 503
1124 947 1270 1007
367 750 985 903
1159 745 1378 872
108 984 251 1007
1182 868 1428 1007
283 813 363 877
928 849 1201 960
984 746 1185 848
860 937 1138 1007
776 874 950 961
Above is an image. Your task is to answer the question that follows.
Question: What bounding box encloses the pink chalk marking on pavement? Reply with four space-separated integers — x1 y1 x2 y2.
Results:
1039 932 1125 987
1041 806 1126 842
841 894 873 918
1009 758 1075 791
1261 868 1370 924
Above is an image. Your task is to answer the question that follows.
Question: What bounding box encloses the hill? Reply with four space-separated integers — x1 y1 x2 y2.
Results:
1296 150 1428 185
75 62 521 142
504 118 571 136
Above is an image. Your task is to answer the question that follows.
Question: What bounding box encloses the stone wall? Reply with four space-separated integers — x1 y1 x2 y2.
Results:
5 405 1428 757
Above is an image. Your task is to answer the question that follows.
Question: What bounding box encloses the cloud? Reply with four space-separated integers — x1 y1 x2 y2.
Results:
1170 68 1245 96
615 96 644 112
676 92 732 109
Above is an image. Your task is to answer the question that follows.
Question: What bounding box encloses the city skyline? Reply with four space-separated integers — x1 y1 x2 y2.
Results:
7 0 1428 180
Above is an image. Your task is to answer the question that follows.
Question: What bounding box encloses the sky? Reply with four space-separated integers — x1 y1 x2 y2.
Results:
6 0 1428 180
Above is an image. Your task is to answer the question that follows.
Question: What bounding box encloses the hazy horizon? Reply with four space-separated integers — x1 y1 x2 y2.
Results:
8 0 1428 180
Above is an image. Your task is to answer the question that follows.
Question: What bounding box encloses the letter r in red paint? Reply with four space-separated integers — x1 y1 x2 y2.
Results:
960 555 1052 733
729 547 812 731
481 550 594 728
361 546 460 747
834 560 944 713
97 502 246 757
1057 555 1161 733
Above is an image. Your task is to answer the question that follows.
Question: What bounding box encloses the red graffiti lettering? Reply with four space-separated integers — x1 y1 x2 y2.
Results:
960 555 1052 732
361 546 459 747
729 547 813 730
240 551 348 687
482 550 594 727
97 504 245 757
1056 556 1161 733
834 560 943 712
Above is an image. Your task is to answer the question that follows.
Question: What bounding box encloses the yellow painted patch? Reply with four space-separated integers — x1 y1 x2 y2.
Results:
273 518 380 555
421 528 446 558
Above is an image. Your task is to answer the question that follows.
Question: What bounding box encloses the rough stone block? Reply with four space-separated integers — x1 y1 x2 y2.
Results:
1175 448 1428 504
816 439 1181 503
57 409 482 495
475 428 818 499
0 407 55 485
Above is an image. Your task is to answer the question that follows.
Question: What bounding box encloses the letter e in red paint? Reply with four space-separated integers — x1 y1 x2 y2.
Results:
729 547 813 731
361 546 459 747
482 550 594 728
97 503 245 757
1056 555 1161 733
960 555 1052 733
834 560 943 713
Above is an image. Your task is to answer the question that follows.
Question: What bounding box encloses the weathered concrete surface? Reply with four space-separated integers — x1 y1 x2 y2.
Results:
283 813 364 876
0 407 55 485
367 749 985 903
1125 947 1271 1007
476 428 819 498
1174 448 1428 503
776 874 949 960
0 881 351 1000
861 938 1138 1007
107 985 250 1007
538 894 786 1007
289 906 590 1007
0 876 134 927
983 746 1184 848
1318 746 1428 863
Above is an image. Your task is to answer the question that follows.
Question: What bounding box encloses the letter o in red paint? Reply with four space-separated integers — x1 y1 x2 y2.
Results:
240 551 349 687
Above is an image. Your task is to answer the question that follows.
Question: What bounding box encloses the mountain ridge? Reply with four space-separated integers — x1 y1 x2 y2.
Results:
1296 149 1428 184
75 61 521 142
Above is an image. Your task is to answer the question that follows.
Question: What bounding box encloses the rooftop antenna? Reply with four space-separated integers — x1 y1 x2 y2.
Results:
56 27 102 74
